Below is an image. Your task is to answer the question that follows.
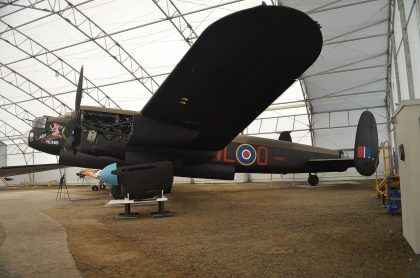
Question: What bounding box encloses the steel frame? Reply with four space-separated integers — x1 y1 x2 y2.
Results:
0 119 32 165
307 0 383 14
0 94 35 126
396 0 416 99
0 20 120 109
1 1 243 67
153 0 198 46
303 53 387 78
0 63 71 115
1 0 160 94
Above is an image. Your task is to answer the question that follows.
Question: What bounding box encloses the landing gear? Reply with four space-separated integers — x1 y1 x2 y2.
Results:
92 182 106 191
308 174 319 186
99 181 106 190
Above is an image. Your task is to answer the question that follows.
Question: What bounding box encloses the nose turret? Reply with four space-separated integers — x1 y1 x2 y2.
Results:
27 116 66 155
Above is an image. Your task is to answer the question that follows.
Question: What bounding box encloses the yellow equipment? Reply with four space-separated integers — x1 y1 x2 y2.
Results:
375 141 400 203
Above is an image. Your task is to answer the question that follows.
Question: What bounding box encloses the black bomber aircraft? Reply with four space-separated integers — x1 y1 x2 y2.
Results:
1 5 379 199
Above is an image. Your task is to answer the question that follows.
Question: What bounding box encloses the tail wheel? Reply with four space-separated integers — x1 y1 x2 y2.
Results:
111 185 123 199
308 174 319 186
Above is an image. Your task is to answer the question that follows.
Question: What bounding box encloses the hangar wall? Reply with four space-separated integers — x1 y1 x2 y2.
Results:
0 141 6 167
389 0 420 121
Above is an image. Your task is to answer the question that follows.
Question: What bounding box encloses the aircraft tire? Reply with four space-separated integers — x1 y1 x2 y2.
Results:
91 185 99 191
308 174 319 186
99 181 106 190
111 185 123 199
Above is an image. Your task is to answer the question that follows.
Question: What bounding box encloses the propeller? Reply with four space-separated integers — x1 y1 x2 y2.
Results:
63 66 84 153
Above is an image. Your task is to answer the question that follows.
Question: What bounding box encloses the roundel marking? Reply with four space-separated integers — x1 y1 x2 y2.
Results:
236 144 257 166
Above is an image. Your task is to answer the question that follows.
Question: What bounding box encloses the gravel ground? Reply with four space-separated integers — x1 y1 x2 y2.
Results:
0 223 5 247
45 180 420 278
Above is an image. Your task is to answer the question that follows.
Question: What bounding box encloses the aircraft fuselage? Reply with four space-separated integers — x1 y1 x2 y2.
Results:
28 111 345 181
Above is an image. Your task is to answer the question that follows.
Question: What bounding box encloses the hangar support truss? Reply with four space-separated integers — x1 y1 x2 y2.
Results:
0 20 121 109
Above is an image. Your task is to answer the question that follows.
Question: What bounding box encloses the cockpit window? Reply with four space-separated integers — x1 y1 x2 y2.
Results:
32 116 47 129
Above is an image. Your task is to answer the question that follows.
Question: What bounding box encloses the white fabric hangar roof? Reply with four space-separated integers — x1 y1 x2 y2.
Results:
296 0 389 113
284 0 390 152
0 0 391 165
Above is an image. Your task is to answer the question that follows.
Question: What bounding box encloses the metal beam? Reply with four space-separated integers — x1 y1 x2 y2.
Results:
324 18 388 43
0 119 31 164
0 0 18 9
308 78 386 100
324 32 389 46
299 79 314 145
0 20 121 109
0 0 93 35
308 0 382 14
153 0 198 46
4 72 171 106
306 0 344 14
311 89 386 101
6 1 160 95
303 52 386 78
256 102 388 122
0 94 35 126
0 63 71 115
244 122 388 135
269 89 386 108
306 64 388 78
384 0 393 149
312 104 386 114
2 0 244 67
0 0 45 19
396 0 416 99
390 1 402 103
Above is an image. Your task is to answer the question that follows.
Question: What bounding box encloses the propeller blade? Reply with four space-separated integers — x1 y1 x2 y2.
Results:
75 65 83 111
62 118 77 140
62 66 84 154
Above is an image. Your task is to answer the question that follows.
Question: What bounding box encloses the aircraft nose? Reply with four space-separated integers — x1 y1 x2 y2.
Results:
22 130 32 146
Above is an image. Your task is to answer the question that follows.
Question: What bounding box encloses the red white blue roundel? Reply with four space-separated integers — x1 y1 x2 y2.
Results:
236 144 256 166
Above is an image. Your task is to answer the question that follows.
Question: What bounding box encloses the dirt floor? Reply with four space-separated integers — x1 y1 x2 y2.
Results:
0 223 5 248
45 180 420 278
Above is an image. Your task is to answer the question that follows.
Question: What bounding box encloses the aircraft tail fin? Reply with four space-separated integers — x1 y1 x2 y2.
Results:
353 111 379 176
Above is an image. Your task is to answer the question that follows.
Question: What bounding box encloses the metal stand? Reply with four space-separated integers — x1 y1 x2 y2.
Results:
56 174 70 200
151 193 174 218
119 203 140 218
106 191 174 218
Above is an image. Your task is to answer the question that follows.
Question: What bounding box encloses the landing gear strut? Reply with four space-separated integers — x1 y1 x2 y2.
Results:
99 181 106 190
308 173 319 186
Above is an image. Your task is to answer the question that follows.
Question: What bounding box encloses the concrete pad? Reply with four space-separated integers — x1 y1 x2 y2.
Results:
0 190 81 278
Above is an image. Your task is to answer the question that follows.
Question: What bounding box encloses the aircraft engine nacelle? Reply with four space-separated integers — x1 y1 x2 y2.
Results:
100 161 173 200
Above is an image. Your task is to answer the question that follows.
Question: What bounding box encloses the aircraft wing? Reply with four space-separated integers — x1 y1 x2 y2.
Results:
307 159 354 172
0 164 64 177
141 5 322 151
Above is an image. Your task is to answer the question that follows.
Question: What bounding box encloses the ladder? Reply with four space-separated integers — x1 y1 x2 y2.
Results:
375 141 400 209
